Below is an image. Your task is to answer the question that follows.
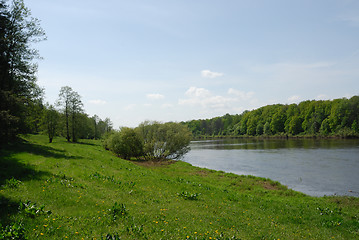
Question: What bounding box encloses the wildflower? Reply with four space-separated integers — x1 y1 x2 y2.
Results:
40 233 44 235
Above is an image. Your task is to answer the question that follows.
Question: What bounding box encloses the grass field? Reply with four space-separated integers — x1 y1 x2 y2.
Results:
1 135 358 239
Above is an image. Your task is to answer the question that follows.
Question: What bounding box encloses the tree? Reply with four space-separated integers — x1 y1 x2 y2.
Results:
92 114 100 139
263 121 271 135
43 104 58 143
57 86 72 142
57 86 83 142
0 0 45 142
69 90 83 142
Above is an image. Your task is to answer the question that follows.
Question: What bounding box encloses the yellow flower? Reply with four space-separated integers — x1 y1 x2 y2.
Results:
40 233 44 235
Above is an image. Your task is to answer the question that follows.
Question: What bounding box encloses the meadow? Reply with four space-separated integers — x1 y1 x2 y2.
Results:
1 135 358 239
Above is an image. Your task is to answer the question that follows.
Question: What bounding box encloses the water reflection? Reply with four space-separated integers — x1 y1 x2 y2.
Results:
191 138 359 150
184 138 359 197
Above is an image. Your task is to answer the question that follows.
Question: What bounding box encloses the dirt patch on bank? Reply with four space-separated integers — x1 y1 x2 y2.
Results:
190 170 210 176
260 181 281 190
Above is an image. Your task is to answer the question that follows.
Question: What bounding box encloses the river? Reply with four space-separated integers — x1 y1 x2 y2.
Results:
182 138 359 197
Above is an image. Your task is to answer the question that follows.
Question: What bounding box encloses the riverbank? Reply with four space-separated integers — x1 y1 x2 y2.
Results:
191 133 359 141
1 135 358 239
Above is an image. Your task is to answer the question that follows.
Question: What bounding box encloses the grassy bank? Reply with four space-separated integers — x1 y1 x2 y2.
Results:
1 135 358 239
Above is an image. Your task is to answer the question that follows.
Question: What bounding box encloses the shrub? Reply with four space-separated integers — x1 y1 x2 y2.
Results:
18 200 52 218
2 178 22 189
108 127 143 160
136 121 192 160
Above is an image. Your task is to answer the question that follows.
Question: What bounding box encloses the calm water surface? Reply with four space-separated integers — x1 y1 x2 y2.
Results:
183 138 359 197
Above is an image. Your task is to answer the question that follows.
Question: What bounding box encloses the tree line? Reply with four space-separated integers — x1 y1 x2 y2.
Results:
184 96 359 138
0 0 112 144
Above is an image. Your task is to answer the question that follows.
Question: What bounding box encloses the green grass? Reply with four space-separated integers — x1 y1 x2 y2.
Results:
1 135 358 239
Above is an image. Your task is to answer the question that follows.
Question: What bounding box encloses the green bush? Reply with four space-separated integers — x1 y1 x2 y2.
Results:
108 127 143 160
136 121 192 160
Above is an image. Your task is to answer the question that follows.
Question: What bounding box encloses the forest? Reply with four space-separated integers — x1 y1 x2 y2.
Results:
184 96 359 138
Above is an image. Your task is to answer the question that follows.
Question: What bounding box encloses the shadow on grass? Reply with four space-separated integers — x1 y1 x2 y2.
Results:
0 194 23 225
3 139 84 160
74 141 98 146
0 140 55 225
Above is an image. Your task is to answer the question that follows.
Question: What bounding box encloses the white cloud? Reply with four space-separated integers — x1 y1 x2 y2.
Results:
185 86 211 98
228 88 255 100
288 95 301 103
88 99 107 105
146 93 165 100
201 70 224 78
179 87 258 114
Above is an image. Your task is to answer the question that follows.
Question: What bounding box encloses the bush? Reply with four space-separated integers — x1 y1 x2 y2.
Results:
136 121 192 160
108 127 143 160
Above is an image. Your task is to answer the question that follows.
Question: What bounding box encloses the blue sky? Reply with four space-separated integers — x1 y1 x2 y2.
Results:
26 0 359 128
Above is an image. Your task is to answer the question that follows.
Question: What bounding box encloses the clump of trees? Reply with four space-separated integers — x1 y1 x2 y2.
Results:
0 0 46 143
0 1 112 144
105 121 192 161
41 85 113 143
184 96 359 138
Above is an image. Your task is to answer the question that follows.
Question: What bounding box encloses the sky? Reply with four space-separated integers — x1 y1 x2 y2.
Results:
25 0 359 128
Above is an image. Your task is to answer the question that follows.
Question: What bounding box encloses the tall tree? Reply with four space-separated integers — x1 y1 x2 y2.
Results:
92 114 100 140
69 90 83 142
43 104 58 143
0 0 45 142
57 86 72 142
57 86 84 142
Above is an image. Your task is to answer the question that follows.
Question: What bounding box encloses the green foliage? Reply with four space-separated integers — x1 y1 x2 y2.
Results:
184 96 359 138
1 177 22 189
42 104 58 143
18 200 51 218
109 202 128 221
0 221 26 240
177 191 201 200
108 127 143 160
0 0 46 143
136 121 192 160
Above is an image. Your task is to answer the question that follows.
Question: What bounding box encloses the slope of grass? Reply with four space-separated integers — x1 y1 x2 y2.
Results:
1 135 358 239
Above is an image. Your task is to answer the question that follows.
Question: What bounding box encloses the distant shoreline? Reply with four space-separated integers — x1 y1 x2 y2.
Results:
191 134 359 141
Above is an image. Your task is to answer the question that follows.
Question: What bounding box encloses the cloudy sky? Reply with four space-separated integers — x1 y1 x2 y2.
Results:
26 0 359 128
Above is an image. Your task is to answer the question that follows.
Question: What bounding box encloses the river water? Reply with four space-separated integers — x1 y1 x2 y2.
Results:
182 138 359 197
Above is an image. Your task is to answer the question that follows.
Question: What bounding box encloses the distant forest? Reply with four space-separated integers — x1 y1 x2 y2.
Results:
183 96 359 138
